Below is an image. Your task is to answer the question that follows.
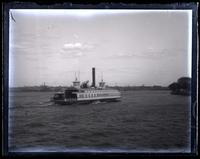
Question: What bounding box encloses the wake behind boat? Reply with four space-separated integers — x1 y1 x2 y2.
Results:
51 68 121 105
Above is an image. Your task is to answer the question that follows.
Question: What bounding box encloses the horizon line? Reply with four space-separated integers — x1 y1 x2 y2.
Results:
9 84 169 88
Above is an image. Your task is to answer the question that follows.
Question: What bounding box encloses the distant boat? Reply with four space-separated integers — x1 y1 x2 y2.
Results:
51 68 121 105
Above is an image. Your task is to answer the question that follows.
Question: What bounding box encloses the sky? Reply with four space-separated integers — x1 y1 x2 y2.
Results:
9 9 192 87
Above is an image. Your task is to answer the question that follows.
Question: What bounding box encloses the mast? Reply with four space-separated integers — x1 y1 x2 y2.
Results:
78 71 80 81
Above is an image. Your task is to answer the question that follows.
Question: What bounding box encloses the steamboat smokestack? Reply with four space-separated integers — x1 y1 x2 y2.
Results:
92 67 95 87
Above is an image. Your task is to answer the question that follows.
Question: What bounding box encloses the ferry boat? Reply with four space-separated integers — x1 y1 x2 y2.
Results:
51 68 121 105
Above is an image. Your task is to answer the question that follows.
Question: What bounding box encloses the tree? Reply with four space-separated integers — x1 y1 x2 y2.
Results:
168 82 180 91
169 77 191 95
177 77 191 90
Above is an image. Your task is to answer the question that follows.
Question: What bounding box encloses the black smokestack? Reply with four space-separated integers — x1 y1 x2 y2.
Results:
92 67 95 87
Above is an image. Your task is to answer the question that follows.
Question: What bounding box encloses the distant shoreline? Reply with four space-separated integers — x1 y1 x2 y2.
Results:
9 86 169 92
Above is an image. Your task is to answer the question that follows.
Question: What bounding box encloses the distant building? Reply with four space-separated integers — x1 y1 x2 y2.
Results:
39 82 50 91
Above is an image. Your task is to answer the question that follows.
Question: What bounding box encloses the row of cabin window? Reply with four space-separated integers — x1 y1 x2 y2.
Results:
78 93 110 98
85 91 118 94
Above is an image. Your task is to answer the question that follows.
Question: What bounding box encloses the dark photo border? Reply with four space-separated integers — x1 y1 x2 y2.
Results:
2 2 198 157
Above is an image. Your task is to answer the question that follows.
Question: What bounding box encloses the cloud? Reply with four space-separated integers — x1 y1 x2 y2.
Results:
65 50 83 57
63 42 94 50
61 42 95 58
107 48 185 60
106 52 139 59
63 43 82 49
61 49 84 58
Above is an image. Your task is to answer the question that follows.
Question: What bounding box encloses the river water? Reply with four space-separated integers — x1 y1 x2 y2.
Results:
8 90 191 153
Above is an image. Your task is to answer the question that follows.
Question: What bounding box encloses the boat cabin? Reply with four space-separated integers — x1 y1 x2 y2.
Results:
65 88 79 99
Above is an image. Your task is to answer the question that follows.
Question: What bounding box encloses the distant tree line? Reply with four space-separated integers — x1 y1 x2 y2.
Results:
168 77 191 96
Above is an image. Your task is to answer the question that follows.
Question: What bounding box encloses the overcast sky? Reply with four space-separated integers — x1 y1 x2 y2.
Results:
9 9 192 87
